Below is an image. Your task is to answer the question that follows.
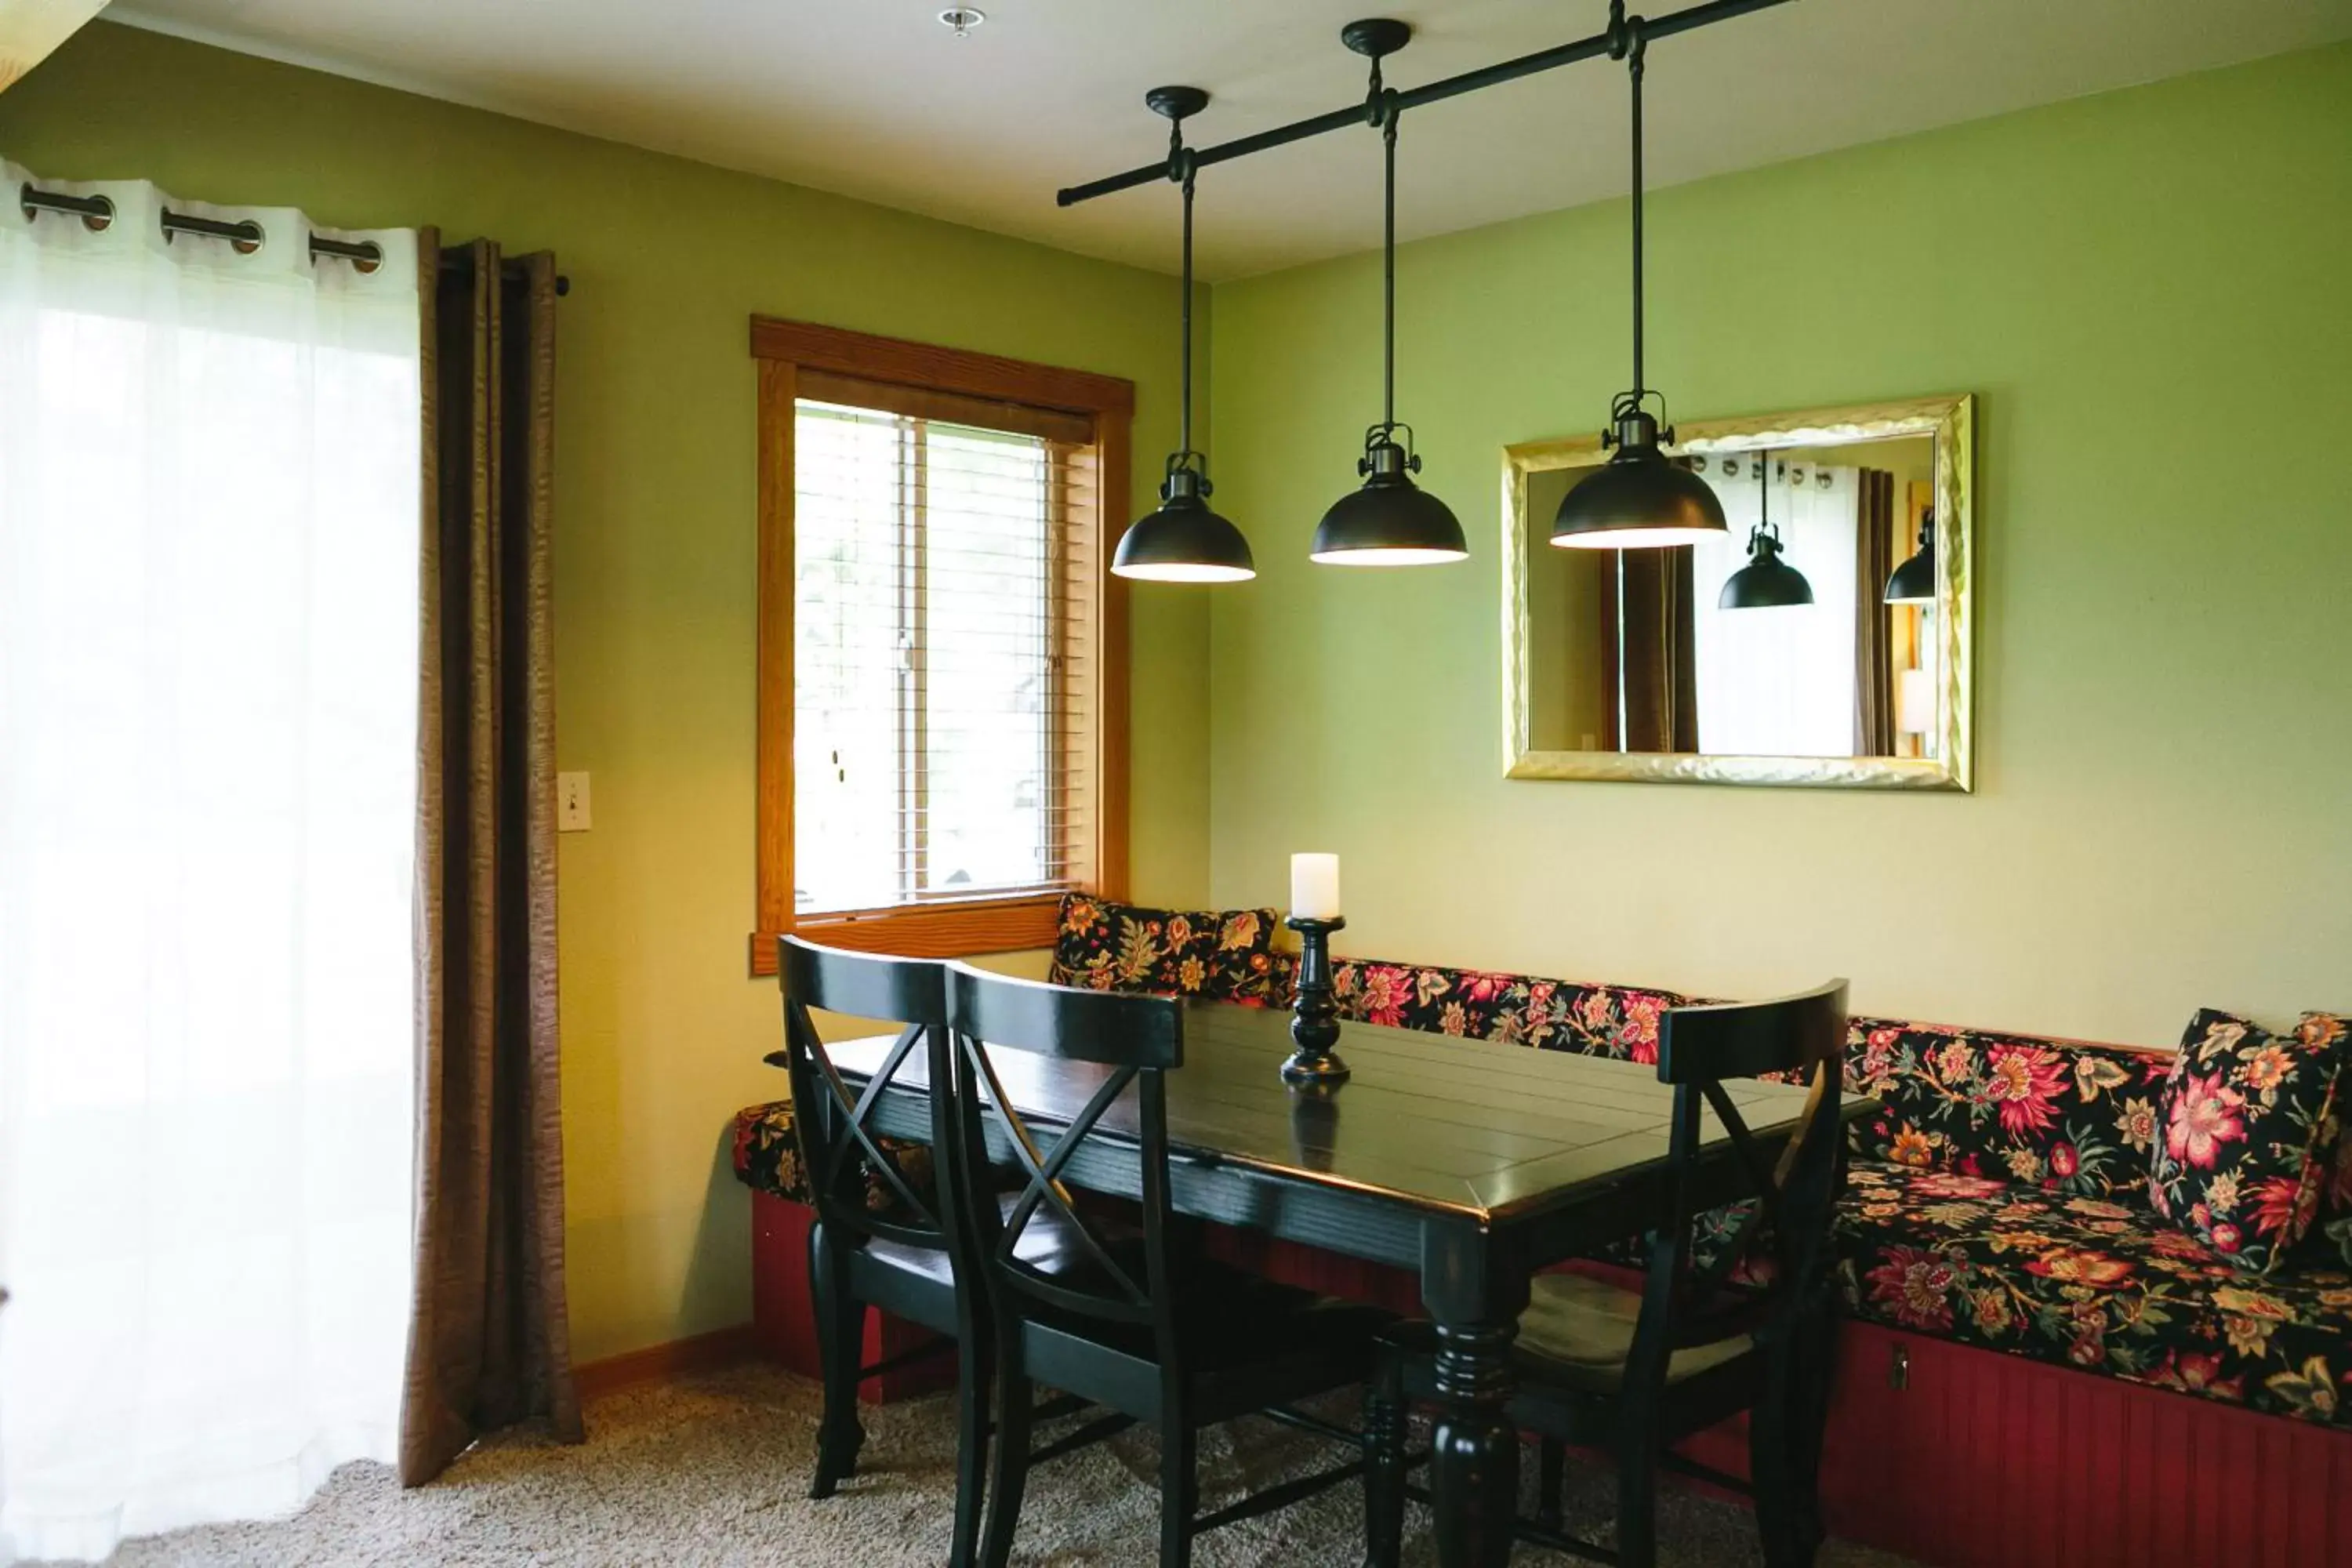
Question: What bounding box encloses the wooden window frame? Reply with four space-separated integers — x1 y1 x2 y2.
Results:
749 317 1133 975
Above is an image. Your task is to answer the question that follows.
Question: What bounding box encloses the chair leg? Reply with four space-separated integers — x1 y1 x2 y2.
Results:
978 1331 1033 1568
949 1334 993 1568
1752 1308 1832 1568
1536 1436 1566 1534
807 1219 866 1498
1614 1429 1659 1568
1157 1409 1196 1568
1362 1356 1407 1568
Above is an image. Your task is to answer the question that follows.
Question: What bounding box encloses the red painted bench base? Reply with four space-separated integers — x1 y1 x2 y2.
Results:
1813 1321 2352 1568
750 1189 954 1403
750 1197 2352 1566
1202 1233 2352 1568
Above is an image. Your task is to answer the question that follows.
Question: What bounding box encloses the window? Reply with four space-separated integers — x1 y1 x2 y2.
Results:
750 319 1131 970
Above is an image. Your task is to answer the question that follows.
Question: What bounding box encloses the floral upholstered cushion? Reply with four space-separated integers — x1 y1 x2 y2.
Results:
1321 959 1686 1060
730 1099 934 1213
1837 1162 2352 1425
2147 1010 2347 1274
1845 1018 2172 1197
732 1100 808 1200
1046 895 1279 1003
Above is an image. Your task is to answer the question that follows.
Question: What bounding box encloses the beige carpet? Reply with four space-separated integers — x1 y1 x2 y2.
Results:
70 1363 1924 1566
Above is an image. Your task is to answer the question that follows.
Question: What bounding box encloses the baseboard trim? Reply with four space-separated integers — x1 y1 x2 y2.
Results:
574 1323 761 1402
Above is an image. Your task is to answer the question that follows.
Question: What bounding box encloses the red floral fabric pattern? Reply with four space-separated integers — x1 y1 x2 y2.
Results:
1838 1162 2352 1425
2148 1010 2347 1275
1844 1018 2172 1198
1045 895 1279 1004
730 1099 932 1213
1294 957 1686 1061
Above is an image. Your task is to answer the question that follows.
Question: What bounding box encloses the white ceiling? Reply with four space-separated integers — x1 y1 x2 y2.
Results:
106 0 2352 278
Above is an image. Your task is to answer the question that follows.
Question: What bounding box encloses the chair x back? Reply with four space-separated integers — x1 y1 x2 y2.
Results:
1629 978 1853 1381
1364 978 1852 1568
945 964 1386 1568
941 960 1186 1365
777 935 990 1558
779 935 953 1251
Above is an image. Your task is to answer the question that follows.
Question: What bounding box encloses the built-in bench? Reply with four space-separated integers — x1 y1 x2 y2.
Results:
732 902 2352 1564
1278 954 2352 1428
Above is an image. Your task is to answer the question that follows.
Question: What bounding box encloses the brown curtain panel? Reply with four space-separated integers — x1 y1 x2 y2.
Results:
401 233 581 1486
1606 547 1700 753
1853 469 1897 757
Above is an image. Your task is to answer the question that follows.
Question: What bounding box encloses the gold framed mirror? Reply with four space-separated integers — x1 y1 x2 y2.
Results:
1502 394 1974 790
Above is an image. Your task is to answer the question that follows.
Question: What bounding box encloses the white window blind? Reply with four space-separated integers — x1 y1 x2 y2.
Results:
791 372 1102 918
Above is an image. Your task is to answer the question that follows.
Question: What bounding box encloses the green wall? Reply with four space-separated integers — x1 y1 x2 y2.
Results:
9 20 2348 1363
1207 43 2352 1049
0 21 1213 1361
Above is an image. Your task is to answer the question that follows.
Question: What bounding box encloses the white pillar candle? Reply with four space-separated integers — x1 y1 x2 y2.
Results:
1290 853 1341 920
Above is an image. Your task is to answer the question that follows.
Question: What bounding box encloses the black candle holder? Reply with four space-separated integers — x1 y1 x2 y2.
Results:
1282 915 1350 1085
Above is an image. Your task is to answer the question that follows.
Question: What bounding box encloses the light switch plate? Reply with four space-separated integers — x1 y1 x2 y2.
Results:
557 771 591 832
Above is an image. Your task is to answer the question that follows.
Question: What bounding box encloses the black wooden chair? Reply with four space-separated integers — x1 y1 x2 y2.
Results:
938 961 1392 1568
1363 980 1850 1568
774 936 988 1565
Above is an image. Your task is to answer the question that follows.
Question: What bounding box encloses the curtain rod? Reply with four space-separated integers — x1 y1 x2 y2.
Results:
17 183 572 295
1056 0 1797 208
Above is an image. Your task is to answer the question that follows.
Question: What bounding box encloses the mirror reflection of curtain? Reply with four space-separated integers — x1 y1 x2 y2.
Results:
1853 468 1897 754
1604 549 1699 752
1690 459 1860 756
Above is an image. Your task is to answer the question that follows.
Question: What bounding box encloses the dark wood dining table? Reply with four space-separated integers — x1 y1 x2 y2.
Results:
827 996 1827 1568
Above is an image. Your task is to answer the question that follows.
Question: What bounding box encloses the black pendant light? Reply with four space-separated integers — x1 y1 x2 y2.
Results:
1310 20 1467 568
1551 15 1728 553
1884 509 1936 604
1112 87 1255 584
1719 454 1815 609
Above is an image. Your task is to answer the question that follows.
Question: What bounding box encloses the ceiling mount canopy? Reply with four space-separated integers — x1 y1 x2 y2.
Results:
1312 18 1468 569
1112 85 1255 584
1552 5 1730 552
1718 454 1816 609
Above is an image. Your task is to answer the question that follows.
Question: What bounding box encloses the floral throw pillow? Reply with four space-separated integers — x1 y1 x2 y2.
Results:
2148 1008 2349 1273
1047 895 1279 1004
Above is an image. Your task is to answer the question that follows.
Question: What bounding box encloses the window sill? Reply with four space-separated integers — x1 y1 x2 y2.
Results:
746 892 1065 977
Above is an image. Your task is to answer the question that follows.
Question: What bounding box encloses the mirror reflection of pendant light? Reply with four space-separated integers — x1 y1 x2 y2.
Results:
1551 14 1728 552
1112 86 1255 584
1311 20 1466 568
1719 454 1814 609
1884 509 1935 604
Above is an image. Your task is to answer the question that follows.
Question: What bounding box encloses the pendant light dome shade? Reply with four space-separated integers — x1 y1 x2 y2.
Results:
1718 452 1811 608
1884 509 1935 604
1552 30 1727 554
1719 530 1813 608
1312 434 1467 566
1312 25 1465 569
1114 464 1254 583
1552 407 1727 550
1111 86 1256 583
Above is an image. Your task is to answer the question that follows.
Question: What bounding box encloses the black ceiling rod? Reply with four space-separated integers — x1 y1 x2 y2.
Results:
1057 0 1797 209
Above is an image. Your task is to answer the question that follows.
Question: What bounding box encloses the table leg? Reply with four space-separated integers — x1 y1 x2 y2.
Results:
1422 1225 1527 1568
1430 1320 1519 1567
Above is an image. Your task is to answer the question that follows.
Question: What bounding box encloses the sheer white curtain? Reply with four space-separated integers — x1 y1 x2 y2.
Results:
0 165 420 1563
1690 457 1860 757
